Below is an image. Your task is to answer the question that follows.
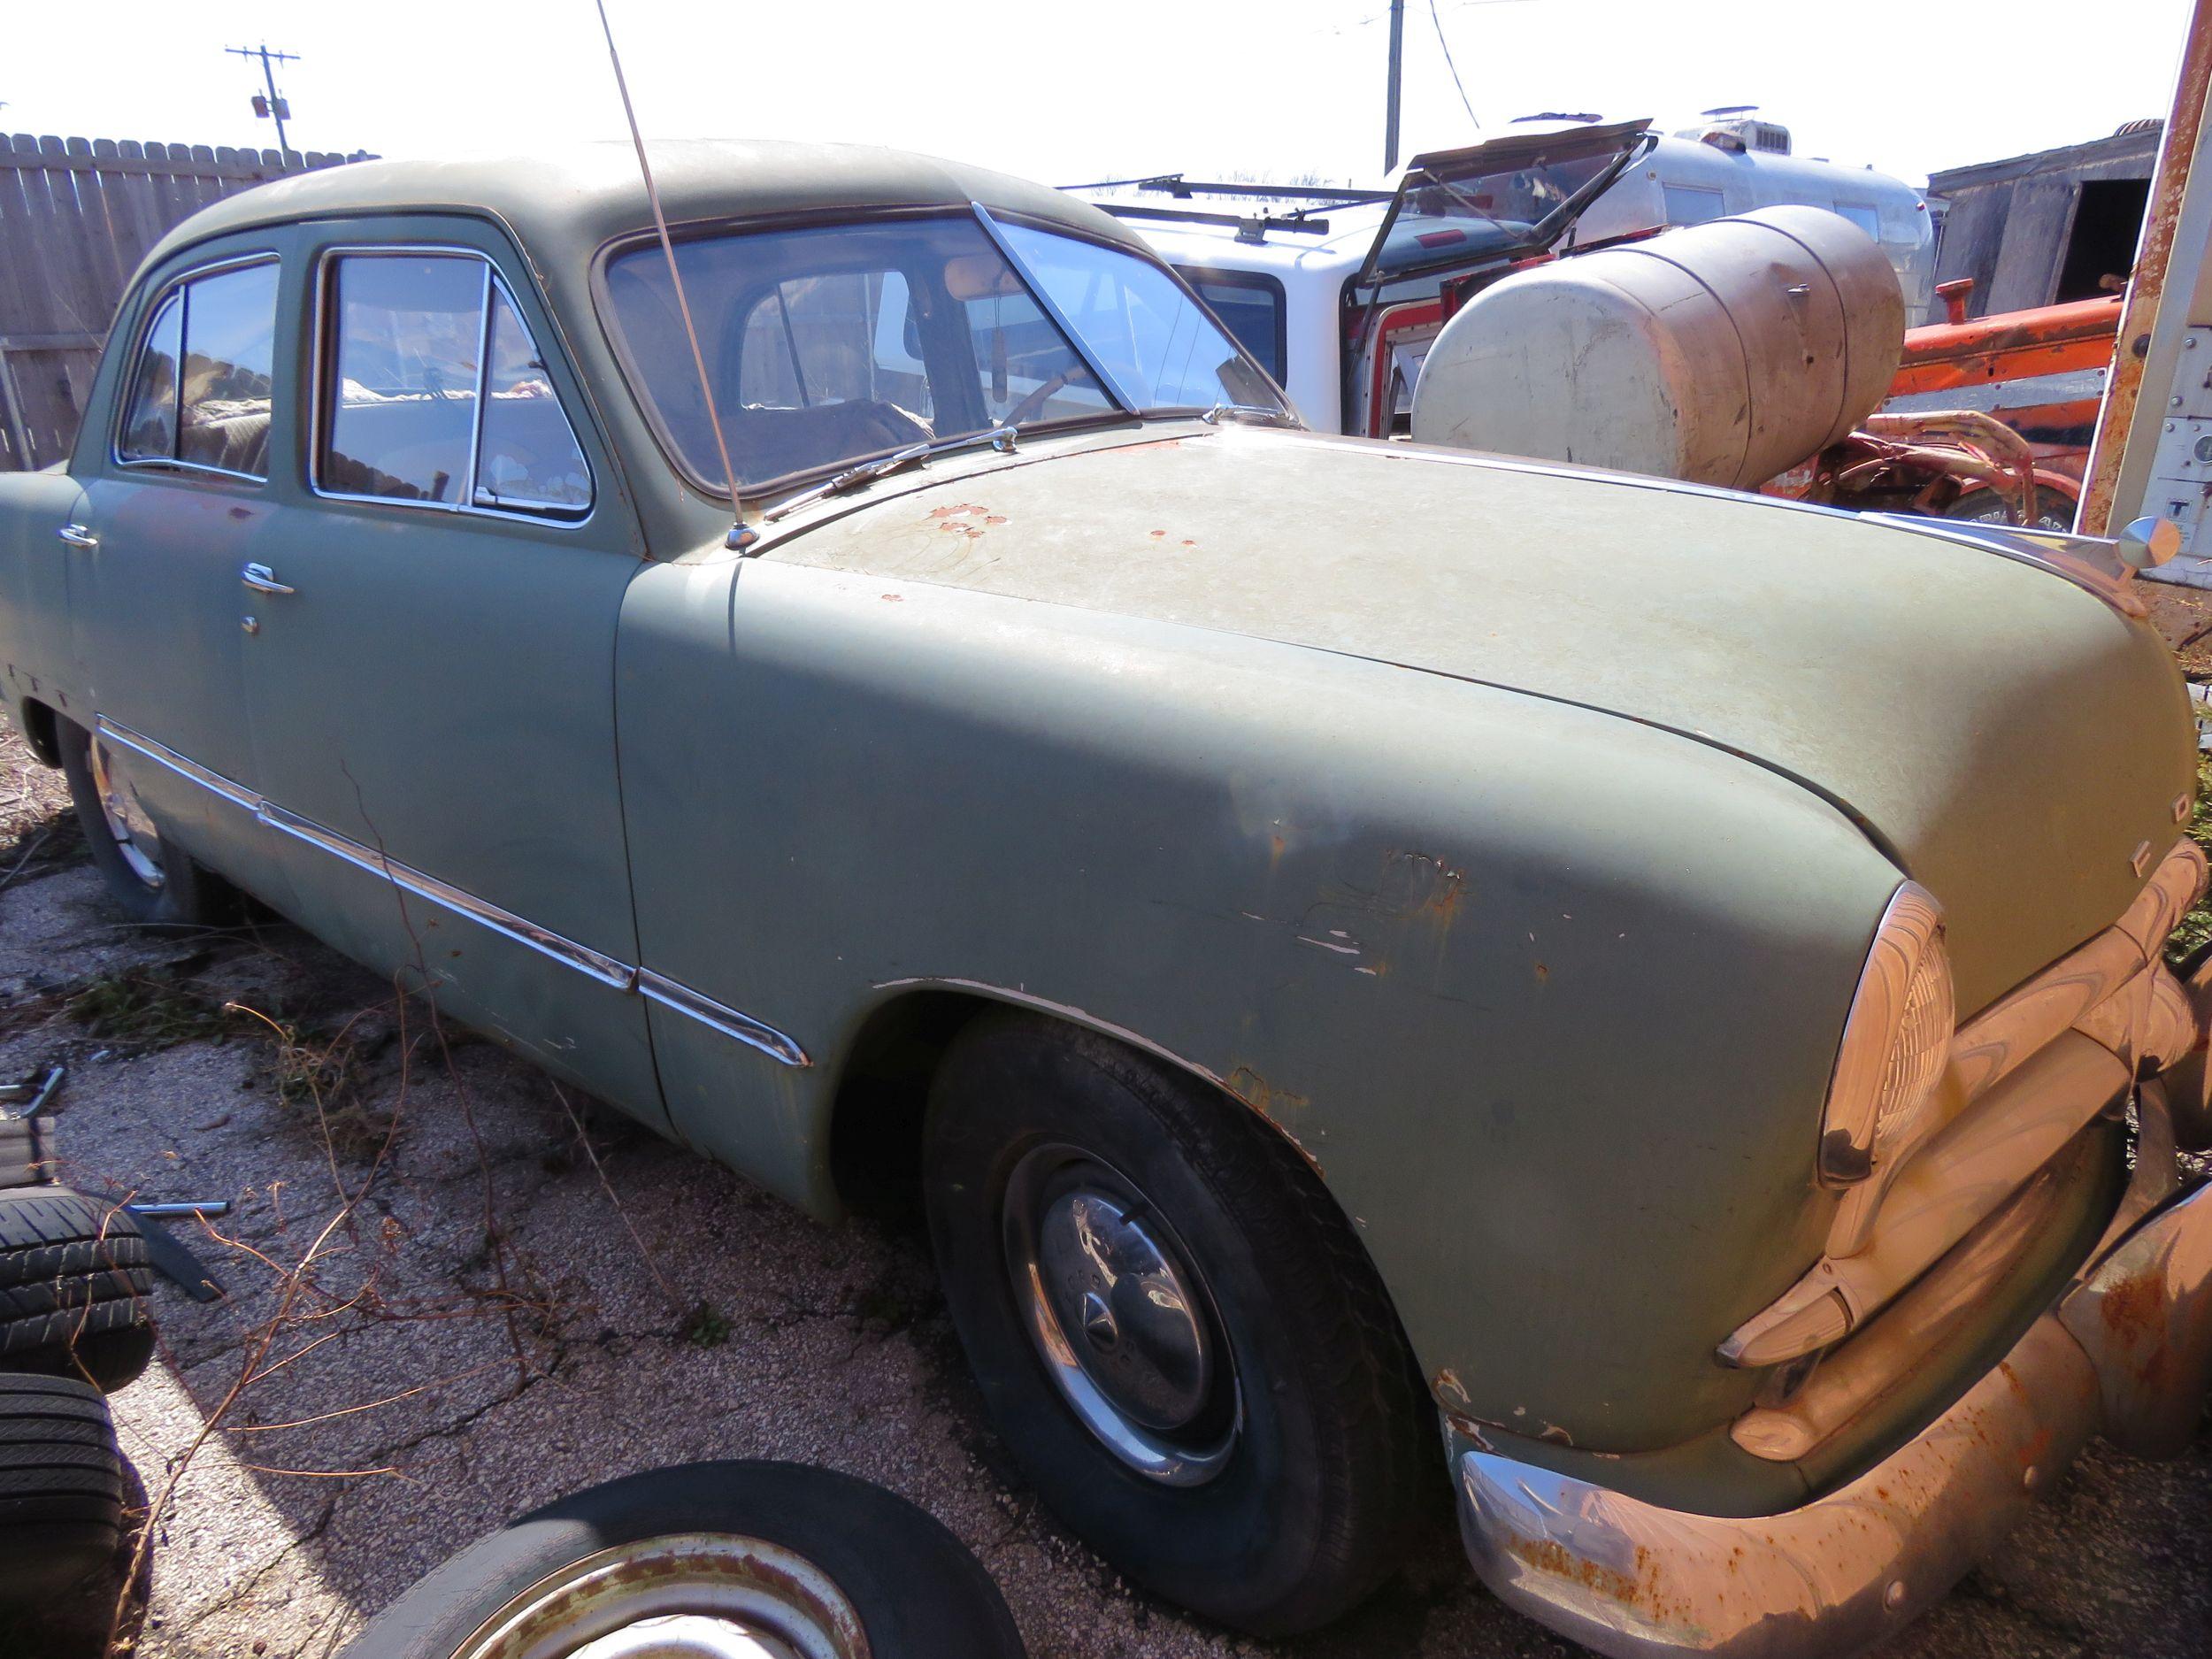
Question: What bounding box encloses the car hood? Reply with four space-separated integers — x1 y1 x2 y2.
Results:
765 426 2197 1012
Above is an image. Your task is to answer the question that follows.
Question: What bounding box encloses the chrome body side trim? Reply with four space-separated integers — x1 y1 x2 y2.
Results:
636 971 810 1069
95 717 257 810
90 718 805 1064
256 802 634 990
1452 1171 2212 1659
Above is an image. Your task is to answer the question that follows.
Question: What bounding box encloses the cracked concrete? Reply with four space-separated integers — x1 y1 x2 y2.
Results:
0 718 2207 1659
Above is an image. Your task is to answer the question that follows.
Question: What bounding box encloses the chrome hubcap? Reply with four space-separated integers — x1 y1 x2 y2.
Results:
88 737 164 891
1002 1145 1238 1486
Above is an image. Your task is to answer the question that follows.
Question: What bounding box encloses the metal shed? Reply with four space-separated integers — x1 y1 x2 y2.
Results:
1930 121 2163 319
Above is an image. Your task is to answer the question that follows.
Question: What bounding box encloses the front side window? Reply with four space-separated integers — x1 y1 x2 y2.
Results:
601 211 1281 495
118 260 279 478
319 251 592 518
994 222 1271 413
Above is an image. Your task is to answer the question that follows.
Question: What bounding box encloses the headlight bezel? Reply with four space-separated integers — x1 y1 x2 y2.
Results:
1816 881 1955 1191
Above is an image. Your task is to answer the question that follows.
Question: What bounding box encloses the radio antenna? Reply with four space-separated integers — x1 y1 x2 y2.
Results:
591 0 749 540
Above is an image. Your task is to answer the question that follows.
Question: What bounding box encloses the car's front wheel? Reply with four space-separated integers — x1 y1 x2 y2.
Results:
57 718 226 927
923 1010 1435 1636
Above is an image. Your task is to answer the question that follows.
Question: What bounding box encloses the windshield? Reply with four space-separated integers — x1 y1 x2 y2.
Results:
1362 123 1649 285
601 211 1282 495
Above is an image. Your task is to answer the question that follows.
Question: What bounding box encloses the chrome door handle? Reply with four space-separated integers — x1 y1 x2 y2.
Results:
56 523 97 550
240 563 296 595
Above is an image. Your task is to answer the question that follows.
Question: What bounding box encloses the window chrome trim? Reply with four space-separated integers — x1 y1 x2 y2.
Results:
968 201 1141 414
308 242 596 528
109 250 282 486
89 716 806 1066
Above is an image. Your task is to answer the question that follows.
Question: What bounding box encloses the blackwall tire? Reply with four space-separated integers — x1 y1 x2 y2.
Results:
338 1461 1026 1659
0 1372 127 1602
57 715 229 928
922 1010 1436 1636
0 1189 156 1394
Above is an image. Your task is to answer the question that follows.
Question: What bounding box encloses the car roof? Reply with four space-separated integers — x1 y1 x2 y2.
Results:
142 139 1149 273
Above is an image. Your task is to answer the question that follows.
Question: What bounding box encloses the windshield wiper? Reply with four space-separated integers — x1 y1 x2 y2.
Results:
762 425 1020 522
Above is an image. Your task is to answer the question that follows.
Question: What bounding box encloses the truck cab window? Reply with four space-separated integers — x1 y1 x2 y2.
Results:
117 260 279 479
319 251 592 518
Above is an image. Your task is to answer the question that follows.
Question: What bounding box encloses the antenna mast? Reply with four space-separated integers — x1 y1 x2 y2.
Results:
590 0 747 541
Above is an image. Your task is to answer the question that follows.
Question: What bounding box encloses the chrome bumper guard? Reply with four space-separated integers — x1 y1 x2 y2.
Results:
1453 1161 2212 1658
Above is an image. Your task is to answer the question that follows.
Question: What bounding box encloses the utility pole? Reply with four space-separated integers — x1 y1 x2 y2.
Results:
226 42 299 153
1383 0 1405 174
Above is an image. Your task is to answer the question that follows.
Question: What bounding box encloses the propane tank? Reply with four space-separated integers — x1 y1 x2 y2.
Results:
1409 205 1904 489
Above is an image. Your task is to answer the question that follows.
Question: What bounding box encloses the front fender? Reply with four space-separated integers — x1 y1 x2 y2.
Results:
615 557 1901 1452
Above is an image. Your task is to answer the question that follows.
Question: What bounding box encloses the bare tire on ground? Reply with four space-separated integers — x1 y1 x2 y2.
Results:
57 714 230 928
338 1460 1027 1659
0 1189 155 1393
922 1010 1437 1637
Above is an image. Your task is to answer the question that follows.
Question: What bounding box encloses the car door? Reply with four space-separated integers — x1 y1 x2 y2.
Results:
65 237 301 902
241 218 664 1124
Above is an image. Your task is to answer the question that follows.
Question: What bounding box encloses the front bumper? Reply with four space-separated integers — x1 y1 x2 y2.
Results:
1451 1159 2212 1658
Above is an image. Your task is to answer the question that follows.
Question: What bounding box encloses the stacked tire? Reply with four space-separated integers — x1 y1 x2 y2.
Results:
0 1187 157 1392
0 1125 157 1653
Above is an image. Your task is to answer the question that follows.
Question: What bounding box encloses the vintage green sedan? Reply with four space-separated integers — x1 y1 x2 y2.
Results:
3 142 2210 1657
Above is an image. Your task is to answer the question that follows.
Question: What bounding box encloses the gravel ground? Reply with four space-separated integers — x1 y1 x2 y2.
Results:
0 714 2208 1659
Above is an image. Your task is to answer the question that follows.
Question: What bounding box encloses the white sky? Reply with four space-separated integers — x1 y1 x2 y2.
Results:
2 0 2197 193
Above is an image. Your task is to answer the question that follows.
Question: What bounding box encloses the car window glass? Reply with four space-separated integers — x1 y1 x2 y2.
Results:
603 214 1117 490
993 223 1263 411
176 264 279 473
475 284 594 511
118 293 182 462
1179 272 1285 382
117 263 279 478
322 252 590 518
738 269 939 426
323 254 484 504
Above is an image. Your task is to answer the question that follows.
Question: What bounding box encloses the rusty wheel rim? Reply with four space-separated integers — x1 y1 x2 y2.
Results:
446 1532 870 1659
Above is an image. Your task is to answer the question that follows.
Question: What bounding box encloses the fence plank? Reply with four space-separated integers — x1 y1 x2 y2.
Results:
0 133 371 468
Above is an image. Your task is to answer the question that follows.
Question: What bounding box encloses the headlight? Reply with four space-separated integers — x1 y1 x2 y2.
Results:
1817 882 1954 1189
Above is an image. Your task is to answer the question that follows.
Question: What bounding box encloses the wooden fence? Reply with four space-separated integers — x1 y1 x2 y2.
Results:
0 135 373 471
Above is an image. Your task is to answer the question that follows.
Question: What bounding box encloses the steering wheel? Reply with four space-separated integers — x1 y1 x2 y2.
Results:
1000 360 1092 428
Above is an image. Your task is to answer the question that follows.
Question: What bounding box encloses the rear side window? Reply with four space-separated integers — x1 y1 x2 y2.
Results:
118 260 280 479
1174 269 1286 383
318 251 592 519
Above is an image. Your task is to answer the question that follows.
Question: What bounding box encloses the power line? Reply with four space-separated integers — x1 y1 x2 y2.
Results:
1428 0 1481 130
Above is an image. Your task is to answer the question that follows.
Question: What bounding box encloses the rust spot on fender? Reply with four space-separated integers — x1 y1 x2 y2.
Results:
1227 1066 1322 1172
925 503 1002 541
